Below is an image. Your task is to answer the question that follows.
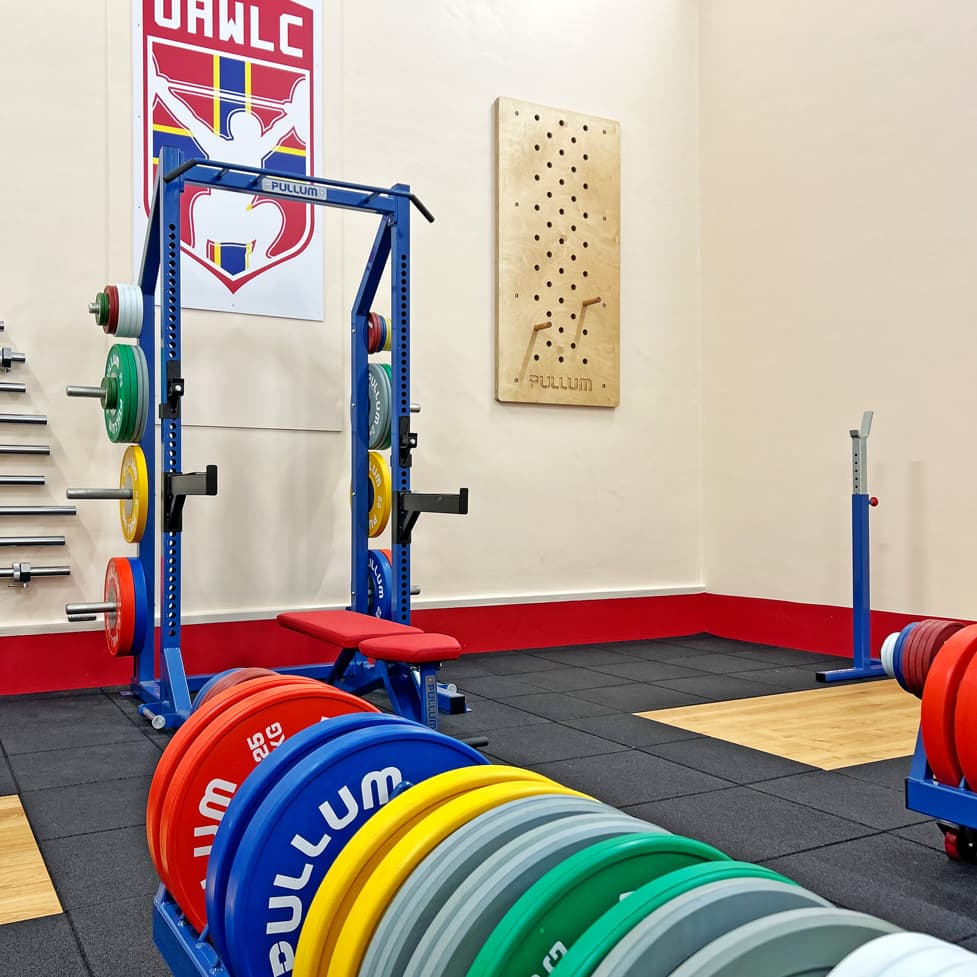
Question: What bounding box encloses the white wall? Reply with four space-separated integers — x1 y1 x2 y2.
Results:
0 0 703 632
700 0 977 617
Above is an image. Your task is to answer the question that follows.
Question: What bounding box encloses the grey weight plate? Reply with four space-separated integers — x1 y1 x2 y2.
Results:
379 363 392 449
592 876 831 977
401 811 664 977
881 944 977 977
133 344 148 442
670 907 900 977
367 364 386 449
827 933 944 977
362 794 618 977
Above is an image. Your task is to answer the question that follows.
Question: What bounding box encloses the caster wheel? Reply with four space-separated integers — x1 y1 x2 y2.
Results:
943 826 977 862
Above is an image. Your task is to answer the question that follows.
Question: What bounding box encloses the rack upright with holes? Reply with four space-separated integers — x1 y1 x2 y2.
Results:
128 145 464 730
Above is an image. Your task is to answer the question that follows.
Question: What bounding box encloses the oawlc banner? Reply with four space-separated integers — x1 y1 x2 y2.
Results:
133 0 323 319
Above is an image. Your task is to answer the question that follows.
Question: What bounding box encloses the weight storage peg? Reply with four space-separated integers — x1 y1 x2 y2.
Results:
89 283 143 338
65 557 149 657
0 475 45 486
0 381 26 394
0 505 76 516
67 446 149 543
0 535 65 546
0 413 46 425
2 562 70 587
0 347 25 371
66 343 149 444
0 444 49 456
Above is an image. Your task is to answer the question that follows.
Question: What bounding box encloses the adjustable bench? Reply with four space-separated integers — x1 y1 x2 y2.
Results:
277 609 464 729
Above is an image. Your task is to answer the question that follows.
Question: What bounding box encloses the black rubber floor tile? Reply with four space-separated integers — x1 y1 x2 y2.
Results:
439 658 499 681
0 913 89 977
437 698 547 736
496 691 618 721
466 652 572 675
0 693 122 728
644 737 817 784
590 659 707 682
478 721 628 766
517 667 627 693
957 935 977 952
41 825 158 909
659 636 765 654
455 673 554 699
570 684 712 712
616 643 714 662
70 893 169 977
1 716 148 756
0 752 16 794
736 647 844 667
21 776 153 841
836 756 913 791
730 665 824 690
104 689 150 728
654 675 782 701
763 833 977 941
752 771 929 830
891 820 944 852
563 714 703 748
11 738 162 791
528 646 641 666
528 750 730 807
624 786 872 861
668 653 783 675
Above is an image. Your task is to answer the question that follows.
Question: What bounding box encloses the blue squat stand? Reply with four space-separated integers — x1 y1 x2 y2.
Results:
817 411 885 682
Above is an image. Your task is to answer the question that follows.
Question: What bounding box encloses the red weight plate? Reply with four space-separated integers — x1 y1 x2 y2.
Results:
909 621 941 696
105 284 120 332
897 621 926 696
953 655 977 790
158 682 379 929
919 621 966 693
368 312 379 353
146 675 319 879
196 667 280 712
103 557 135 657
921 624 977 785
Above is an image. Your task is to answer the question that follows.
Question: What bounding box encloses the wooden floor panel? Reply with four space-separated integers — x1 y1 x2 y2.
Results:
638 680 920 769
0 795 62 925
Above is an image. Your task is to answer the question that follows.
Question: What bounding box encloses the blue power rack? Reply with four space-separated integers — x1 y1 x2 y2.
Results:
129 146 456 729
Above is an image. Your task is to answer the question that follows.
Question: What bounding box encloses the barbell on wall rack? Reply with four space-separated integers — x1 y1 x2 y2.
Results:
0 348 25 371
2 562 70 587
0 475 45 486
0 444 49 456
0 536 65 546
0 413 47 425
0 381 26 394
0 506 76 517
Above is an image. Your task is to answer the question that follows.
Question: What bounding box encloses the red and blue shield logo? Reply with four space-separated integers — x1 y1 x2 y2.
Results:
140 0 317 293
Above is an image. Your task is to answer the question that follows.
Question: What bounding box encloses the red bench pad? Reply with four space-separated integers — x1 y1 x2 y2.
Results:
277 610 421 646
359 633 462 664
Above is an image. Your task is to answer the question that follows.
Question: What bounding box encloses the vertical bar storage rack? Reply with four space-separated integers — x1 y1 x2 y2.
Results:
128 145 462 730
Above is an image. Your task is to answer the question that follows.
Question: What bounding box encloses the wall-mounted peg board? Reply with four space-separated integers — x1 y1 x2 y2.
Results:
496 96 620 407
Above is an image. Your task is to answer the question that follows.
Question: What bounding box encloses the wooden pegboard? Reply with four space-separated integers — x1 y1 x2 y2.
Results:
496 97 620 407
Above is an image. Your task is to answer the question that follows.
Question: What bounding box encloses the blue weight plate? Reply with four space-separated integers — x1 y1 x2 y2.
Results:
192 669 241 712
893 623 919 693
221 724 487 977
368 550 393 619
127 558 149 654
206 713 416 960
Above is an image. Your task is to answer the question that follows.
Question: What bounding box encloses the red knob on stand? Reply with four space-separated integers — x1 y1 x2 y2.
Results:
869 497 879 507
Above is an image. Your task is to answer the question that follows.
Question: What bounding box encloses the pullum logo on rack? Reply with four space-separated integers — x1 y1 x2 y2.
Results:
139 0 318 293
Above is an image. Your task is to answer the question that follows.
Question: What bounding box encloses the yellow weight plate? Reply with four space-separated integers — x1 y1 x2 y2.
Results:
119 445 148 543
294 767 576 977
368 450 391 537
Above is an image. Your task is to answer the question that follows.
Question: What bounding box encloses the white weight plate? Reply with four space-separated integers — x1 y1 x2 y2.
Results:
933 961 977 977
881 632 899 678
827 932 946 977
117 284 138 338
669 907 899 977
401 811 664 977
881 944 977 977
592 877 831 977
361 794 615 977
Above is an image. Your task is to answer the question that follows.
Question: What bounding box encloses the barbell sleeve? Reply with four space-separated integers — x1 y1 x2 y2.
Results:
0 413 47 425
0 564 70 579
0 381 26 394
66 488 132 500
65 601 117 616
0 506 76 516
0 535 64 546
0 475 45 486
0 444 49 455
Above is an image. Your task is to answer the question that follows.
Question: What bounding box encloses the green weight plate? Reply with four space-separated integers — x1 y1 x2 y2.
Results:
469 833 728 977
131 346 149 442
103 345 129 443
667 907 899 977
118 346 137 443
362 795 621 977
591 877 830 977
93 291 110 328
549 861 796 977
402 812 665 977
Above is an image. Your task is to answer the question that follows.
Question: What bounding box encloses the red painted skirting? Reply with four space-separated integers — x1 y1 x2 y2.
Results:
2 592 964 695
